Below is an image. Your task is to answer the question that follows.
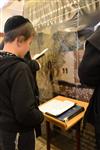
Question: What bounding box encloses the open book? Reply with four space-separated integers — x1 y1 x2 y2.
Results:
39 99 75 116
33 48 49 60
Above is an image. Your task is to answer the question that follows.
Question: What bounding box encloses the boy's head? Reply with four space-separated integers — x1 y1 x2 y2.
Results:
3 15 35 57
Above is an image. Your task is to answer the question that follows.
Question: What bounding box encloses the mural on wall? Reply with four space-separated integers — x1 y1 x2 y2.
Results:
24 0 100 101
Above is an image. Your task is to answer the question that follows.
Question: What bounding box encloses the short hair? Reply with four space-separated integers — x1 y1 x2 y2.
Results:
4 15 35 43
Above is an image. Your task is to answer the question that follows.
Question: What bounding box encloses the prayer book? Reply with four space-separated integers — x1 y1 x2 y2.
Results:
39 98 75 116
56 105 84 122
33 48 48 60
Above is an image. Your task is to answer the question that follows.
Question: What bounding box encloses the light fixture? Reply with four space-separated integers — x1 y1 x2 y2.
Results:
0 0 9 9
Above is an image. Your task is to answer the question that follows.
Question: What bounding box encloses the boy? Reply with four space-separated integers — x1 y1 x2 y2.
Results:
0 15 44 150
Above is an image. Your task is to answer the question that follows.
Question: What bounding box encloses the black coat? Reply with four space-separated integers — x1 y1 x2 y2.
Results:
78 29 100 132
0 51 44 132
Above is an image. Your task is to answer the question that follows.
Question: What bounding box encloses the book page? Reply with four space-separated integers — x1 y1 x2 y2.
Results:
32 48 49 60
39 99 75 116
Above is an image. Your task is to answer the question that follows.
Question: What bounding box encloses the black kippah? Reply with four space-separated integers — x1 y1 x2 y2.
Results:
4 15 30 33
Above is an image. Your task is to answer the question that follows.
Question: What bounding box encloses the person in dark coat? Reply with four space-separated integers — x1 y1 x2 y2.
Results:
24 52 42 137
0 15 44 150
24 52 40 105
78 27 100 150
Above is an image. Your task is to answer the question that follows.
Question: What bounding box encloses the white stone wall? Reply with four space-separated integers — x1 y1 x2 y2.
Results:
0 0 24 32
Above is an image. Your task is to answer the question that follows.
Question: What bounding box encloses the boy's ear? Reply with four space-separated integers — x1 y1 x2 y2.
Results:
17 36 25 46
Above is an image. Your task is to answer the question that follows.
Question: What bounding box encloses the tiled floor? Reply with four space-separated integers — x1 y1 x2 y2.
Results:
36 135 74 150
35 125 75 150
36 137 60 150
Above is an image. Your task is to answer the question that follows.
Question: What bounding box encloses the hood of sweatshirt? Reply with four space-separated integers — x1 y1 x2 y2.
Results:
0 51 25 75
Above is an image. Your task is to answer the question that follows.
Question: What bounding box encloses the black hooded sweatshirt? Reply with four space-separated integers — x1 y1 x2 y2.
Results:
0 51 44 132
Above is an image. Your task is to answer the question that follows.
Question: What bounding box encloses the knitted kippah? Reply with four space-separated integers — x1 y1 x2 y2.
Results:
4 15 30 33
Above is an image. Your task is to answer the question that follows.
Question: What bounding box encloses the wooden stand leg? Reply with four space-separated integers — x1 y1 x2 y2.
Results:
76 121 81 150
46 121 51 150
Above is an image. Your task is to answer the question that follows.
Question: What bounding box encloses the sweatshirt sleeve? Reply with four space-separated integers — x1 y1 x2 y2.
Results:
78 41 100 87
11 63 44 128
